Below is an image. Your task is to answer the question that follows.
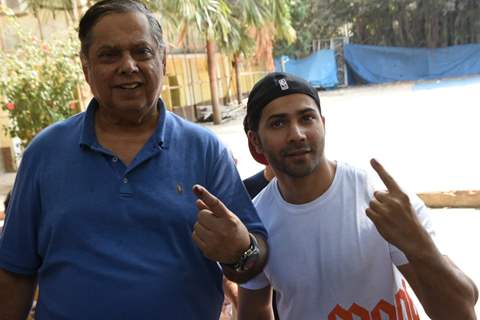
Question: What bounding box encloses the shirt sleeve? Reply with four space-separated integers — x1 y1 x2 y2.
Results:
0 148 42 275
206 147 268 239
389 192 439 266
239 270 271 290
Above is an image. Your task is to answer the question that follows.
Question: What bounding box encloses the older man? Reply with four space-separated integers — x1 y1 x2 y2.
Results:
0 1 267 319
238 72 478 320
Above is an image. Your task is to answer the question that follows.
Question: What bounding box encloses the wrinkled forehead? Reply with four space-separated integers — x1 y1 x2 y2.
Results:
88 12 155 50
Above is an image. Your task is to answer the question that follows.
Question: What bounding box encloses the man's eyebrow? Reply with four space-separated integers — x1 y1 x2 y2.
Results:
96 41 153 51
298 107 318 114
266 113 288 121
96 44 118 51
132 40 154 47
266 107 317 121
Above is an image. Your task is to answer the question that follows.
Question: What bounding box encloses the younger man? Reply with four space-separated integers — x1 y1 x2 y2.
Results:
239 72 478 320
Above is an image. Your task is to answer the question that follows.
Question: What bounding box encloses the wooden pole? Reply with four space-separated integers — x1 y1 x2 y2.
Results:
33 7 44 41
206 37 221 124
0 15 5 51
71 0 79 24
233 54 242 105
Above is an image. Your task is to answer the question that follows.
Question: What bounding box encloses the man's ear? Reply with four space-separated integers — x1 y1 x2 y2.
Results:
161 47 167 76
247 129 269 165
247 130 263 154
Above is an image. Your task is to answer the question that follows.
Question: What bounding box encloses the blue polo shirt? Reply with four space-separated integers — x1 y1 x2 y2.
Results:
0 99 266 319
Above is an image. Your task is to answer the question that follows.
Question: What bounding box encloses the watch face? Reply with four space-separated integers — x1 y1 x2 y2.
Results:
242 251 260 271
233 234 261 272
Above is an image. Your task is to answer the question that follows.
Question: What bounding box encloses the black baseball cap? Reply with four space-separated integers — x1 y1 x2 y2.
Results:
244 72 321 165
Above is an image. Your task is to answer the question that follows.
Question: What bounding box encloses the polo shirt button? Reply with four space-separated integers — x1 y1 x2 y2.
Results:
113 157 118 162
123 177 128 184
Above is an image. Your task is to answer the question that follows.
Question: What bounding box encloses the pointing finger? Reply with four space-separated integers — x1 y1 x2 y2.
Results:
370 158 401 193
193 185 229 217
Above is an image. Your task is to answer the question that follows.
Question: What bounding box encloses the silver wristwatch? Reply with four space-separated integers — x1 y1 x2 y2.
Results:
228 233 260 272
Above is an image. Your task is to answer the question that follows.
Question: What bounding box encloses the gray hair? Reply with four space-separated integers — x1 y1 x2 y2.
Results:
78 0 164 57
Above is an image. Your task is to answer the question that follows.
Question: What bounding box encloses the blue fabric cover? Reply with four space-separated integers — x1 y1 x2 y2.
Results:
344 43 480 84
0 99 267 320
274 50 339 88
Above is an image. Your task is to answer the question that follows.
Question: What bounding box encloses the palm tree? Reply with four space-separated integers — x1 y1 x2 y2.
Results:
25 0 81 39
158 0 232 124
152 0 295 123
219 0 296 104
253 0 296 71
219 0 267 104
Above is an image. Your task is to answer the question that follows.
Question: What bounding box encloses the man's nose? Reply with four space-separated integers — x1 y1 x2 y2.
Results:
288 123 306 142
118 54 139 74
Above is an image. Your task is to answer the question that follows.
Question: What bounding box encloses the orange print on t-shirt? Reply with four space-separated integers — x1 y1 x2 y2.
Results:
328 279 420 320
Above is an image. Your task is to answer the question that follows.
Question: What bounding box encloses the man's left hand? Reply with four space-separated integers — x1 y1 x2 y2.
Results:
192 185 251 264
366 159 431 258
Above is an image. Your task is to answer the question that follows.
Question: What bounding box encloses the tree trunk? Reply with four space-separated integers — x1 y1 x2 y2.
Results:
441 13 449 47
206 38 221 124
71 0 79 24
33 7 45 41
453 11 462 45
0 15 5 51
233 53 242 105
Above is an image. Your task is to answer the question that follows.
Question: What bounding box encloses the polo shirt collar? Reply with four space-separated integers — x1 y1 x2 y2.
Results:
79 98 171 150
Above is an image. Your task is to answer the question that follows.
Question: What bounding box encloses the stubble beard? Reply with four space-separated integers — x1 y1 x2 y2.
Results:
265 143 323 179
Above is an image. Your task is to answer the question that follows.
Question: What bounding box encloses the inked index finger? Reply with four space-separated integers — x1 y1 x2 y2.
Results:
370 158 401 193
192 184 229 217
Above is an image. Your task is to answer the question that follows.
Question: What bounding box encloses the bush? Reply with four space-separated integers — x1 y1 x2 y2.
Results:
0 24 84 148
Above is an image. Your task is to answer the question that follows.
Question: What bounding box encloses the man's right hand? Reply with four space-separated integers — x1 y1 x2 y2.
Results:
191 184 251 264
366 158 434 260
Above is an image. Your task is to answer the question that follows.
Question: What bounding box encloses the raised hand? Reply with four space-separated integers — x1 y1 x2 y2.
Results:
366 159 431 258
192 185 251 264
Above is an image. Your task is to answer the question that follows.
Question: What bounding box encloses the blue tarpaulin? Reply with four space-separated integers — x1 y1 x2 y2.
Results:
344 43 480 84
274 50 338 88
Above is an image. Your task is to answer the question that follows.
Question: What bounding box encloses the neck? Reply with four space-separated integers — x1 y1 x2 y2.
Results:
263 166 275 181
95 104 159 135
275 159 337 205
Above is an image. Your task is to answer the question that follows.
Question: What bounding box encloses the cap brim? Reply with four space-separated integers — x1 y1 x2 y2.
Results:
248 140 268 165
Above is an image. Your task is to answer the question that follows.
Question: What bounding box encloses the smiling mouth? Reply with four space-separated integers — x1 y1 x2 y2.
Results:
285 149 311 157
116 83 142 89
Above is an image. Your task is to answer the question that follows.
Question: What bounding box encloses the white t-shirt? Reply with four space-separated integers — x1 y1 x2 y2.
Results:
242 162 436 320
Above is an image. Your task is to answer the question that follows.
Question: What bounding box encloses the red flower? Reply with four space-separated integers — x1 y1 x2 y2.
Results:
41 43 49 53
6 102 15 111
69 101 77 111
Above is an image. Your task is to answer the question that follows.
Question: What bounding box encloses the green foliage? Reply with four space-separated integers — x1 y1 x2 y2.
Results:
273 0 312 58
274 0 480 58
267 0 296 44
152 0 294 58
156 0 232 42
0 25 84 148
338 0 480 47
215 0 268 56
